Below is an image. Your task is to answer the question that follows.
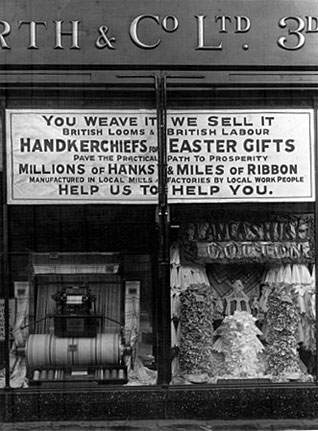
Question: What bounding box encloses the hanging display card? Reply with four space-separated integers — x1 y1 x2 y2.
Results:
6 109 314 204
180 214 314 265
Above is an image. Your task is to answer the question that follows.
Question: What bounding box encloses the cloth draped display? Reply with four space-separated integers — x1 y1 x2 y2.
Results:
170 243 220 380
170 242 211 290
206 263 262 299
212 311 265 378
0 282 30 388
170 243 218 348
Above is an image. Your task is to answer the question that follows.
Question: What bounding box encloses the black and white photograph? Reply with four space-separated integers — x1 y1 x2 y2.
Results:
1 1 318 430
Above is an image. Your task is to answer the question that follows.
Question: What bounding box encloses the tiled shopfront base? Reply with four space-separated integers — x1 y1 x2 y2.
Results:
2 384 318 422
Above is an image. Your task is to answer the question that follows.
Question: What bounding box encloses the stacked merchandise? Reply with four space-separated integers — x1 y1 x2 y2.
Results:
170 243 221 381
265 283 303 380
212 310 265 379
261 264 315 381
178 283 221 382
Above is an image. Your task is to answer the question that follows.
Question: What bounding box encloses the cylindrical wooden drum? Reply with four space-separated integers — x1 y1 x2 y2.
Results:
26 334 120 368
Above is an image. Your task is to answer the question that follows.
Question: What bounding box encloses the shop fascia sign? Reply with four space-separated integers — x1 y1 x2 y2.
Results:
1 15 301 50
1 0 318 66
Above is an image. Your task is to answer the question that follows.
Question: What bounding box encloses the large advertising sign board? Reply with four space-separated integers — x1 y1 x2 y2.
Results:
6 110 158 204
167 110 315 203
6 109 315 204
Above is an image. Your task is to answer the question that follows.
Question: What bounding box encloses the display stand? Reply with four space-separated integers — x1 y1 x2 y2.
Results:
26 252 128 386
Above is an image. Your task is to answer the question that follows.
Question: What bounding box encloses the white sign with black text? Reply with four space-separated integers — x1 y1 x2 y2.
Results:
6 109 315 204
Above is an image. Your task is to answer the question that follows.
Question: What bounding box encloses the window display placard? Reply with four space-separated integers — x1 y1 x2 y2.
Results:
180 214 314 265
167 109 315 203
6 109 158 204
6 109 314 204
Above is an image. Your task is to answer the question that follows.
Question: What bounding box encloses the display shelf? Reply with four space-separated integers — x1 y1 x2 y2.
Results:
28 365 128 386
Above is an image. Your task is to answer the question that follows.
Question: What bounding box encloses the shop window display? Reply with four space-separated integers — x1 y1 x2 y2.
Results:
1 250 157 388
0 103 316 390
171 213 316 384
